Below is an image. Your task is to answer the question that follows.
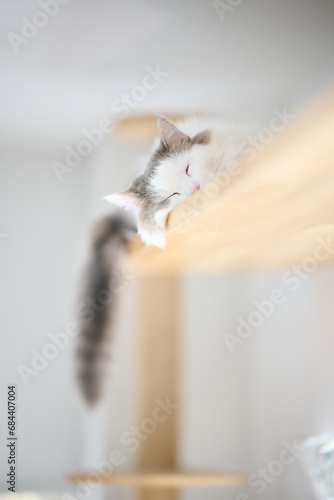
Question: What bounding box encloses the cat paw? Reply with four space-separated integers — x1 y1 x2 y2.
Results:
139 229 166 249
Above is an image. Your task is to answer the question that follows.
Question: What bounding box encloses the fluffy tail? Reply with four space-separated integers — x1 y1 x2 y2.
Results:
76 214 135 405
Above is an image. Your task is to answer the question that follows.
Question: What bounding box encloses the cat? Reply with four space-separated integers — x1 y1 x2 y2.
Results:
76 114 249 404
103 114 249 248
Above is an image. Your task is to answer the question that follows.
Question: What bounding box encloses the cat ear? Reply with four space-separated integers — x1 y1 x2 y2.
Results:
156 114 190 150
192 130 210 145
103 192 143 212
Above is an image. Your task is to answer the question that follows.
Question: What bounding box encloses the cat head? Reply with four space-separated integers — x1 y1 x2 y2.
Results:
104 114 211 248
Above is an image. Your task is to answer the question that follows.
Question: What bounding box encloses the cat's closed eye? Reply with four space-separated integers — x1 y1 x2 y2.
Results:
186 165 190 176
165 192 180 202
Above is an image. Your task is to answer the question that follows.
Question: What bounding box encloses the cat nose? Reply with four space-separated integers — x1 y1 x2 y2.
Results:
191 184 200 195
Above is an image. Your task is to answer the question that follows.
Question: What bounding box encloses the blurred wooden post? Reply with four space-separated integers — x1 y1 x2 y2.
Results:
135 276 179 500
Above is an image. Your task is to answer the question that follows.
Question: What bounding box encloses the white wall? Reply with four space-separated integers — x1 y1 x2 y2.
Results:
180 270 334 500
0 144 91 490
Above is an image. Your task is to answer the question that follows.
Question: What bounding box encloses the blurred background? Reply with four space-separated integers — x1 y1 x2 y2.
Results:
1 1 334 499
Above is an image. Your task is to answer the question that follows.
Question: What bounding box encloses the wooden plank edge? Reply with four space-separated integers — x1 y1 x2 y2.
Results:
65 470 247 487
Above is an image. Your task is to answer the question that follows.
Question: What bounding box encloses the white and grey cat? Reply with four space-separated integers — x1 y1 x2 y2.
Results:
76 115 249 404
103 114 248 248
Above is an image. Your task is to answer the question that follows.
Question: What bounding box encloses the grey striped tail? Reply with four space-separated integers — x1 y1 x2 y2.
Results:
76 215 134 405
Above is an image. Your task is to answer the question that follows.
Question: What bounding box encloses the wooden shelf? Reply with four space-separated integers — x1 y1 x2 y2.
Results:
128 89 334 275
115 113 184 141
66 469 246 488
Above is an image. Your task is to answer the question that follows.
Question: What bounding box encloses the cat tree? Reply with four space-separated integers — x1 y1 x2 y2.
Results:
67 89 334 499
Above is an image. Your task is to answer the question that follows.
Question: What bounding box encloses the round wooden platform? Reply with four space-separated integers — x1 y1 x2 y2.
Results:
66 469 246 488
